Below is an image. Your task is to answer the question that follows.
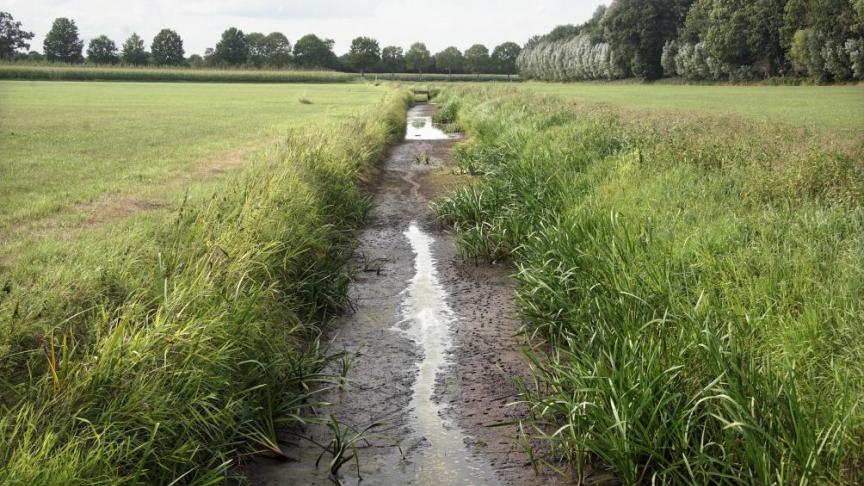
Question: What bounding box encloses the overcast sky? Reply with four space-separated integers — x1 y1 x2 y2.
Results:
7 0 608 56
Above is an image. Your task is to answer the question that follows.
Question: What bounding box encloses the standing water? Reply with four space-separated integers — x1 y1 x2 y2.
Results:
400 223 498 485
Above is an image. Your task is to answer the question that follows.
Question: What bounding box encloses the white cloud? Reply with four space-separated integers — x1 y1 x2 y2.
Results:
7 0 608 55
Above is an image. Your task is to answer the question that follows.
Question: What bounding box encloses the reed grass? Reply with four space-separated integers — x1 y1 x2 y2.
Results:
0 88 411 484
433 87 864 483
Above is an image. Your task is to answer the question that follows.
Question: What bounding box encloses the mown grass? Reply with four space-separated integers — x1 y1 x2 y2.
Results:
518 82 864 134
0 81 389 259
0 84 411 483
433 87 864 483
0 64 354 83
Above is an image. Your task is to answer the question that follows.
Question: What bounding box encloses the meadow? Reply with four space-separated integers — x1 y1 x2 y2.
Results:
433 86 864 483
0 80 388 259
0 79 409 484
518 82 864 134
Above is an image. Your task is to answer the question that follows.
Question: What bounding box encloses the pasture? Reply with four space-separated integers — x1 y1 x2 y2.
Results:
0 80 387 258
518 82 864 134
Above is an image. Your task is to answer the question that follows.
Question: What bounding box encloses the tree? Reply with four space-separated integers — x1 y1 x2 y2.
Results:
245 32 267 67
264 32 292 67
381 46 405 72
435 46 464 78
0 11 34 60
43 18 84 63
86 35 118 64
405 42 432 75
293 34 336 68
121 33 148 65
151 29 185 66
465 44 491 75
348 36 381 75
604 0 694 80
248 32 292 67
187 54 204 68
214 27 248 66
492 42 522 76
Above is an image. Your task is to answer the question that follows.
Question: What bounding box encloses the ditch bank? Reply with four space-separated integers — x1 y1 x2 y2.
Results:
243 104 557 485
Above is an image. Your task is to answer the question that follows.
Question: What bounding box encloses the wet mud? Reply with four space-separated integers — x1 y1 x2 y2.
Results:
244 105 559 485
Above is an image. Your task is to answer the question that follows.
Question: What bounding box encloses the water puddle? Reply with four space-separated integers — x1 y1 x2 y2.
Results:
399 223 498 485
406 113 457 141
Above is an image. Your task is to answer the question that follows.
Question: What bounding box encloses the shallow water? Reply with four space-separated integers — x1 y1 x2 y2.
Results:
400 223 498 485
406 113 456 140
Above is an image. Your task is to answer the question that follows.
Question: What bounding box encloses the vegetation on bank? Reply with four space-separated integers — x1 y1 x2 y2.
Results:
0 86 410 484
433 87 864 483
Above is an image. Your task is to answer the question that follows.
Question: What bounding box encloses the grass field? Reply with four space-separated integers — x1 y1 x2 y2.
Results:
434 86 863 483
518 82 864 134
0 81 388 258
0 79 409 484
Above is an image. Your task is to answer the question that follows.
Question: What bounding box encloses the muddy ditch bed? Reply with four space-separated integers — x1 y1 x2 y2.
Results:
242 104 560 485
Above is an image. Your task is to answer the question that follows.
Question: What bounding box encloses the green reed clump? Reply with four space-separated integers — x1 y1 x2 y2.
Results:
434 87 864 483
0 92 411 484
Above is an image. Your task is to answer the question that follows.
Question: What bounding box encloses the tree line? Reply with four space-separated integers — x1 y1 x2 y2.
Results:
518 0 864 83
0 13 521 75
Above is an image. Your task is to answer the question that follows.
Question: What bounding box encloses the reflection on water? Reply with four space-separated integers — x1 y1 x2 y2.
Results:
406 115 456 140
400 223 498 485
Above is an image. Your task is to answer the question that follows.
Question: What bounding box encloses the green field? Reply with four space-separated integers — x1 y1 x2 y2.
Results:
519 82 864 134
0 81 387 256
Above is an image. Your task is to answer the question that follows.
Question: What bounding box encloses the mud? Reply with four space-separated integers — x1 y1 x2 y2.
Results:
244 105 559 485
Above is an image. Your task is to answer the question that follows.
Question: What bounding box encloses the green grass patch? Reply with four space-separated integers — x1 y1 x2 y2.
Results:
434 87 864 483
517 82 864 134
0 80 390 259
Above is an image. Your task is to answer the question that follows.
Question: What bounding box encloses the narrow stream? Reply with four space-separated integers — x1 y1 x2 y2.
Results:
399 223 498 485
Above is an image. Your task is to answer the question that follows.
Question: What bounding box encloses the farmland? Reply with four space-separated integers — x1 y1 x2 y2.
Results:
0 80 388 259
518 82 864 134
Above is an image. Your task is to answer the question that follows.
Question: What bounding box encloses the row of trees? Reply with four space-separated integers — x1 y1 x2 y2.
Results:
518 0 864 83
0 12 520 75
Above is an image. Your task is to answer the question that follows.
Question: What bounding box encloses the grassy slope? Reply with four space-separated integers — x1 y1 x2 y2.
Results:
434 87 863 483
518 82 864 134
0 82 409 484
0 81 388 256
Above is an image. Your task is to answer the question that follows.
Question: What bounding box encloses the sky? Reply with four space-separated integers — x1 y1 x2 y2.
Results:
7 0 608 56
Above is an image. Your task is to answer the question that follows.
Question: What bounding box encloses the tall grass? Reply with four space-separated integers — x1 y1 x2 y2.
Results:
0 90 411 484
433 88 864 483
0 64 355 83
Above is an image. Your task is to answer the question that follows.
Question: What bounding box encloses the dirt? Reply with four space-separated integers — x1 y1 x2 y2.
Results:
1 142 264 264
243 105 562 485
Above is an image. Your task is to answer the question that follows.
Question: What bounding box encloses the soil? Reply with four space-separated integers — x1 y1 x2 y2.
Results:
242 105 562 485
